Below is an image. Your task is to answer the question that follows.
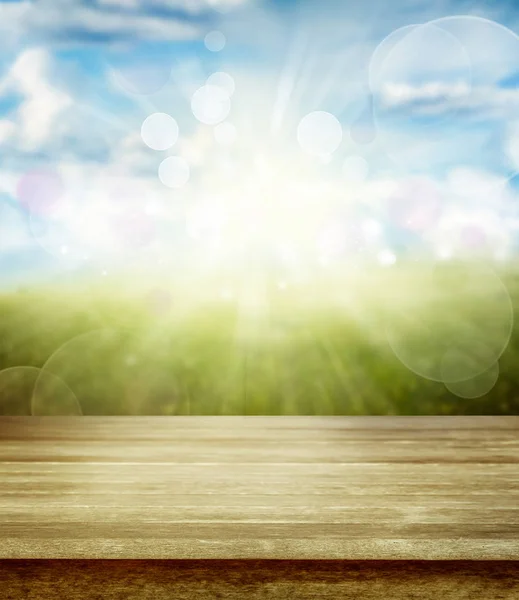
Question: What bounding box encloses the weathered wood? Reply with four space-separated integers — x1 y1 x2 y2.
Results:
0 417 518 559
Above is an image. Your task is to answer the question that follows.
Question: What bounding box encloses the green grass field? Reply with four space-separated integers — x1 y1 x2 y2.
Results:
1 261 518 415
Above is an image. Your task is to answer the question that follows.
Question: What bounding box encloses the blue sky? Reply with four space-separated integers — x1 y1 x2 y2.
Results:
1 0 519 287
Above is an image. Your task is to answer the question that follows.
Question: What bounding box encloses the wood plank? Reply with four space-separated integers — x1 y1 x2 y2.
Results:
0 417 518 559
0 560 518 599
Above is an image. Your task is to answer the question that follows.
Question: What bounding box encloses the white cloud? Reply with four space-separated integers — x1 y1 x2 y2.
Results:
425 205 512 259
446 167 509 207
0 120 16 145
98 0 249 12
97 0 140 7
0 0 202 47
416 167 517 259
506 123 519 172
0 1 31 46
380 81 471 106
114 130 158 172
378 81 519 118
0 49 72 152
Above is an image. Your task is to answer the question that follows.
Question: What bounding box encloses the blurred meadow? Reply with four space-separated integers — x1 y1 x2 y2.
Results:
0 260 517 416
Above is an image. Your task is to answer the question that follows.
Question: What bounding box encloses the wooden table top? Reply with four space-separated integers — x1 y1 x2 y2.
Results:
0 416 518 560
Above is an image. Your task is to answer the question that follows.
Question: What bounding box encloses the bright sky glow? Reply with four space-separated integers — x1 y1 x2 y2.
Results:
0 0 519 286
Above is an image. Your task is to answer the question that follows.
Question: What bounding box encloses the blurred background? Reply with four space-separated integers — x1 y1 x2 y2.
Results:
1 0 519 415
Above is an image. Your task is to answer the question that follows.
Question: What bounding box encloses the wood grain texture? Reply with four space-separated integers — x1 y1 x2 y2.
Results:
1 560 519 599
0 416 518 559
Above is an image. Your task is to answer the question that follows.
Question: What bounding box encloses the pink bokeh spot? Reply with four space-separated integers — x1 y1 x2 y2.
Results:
101 174 158 250
317 219 364 257
111 210 156 249
460 225 487 249
104 175 143 206
388 178 443 232
16 170 64 216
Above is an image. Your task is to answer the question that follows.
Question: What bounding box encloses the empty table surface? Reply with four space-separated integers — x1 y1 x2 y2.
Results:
0 416 518 560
